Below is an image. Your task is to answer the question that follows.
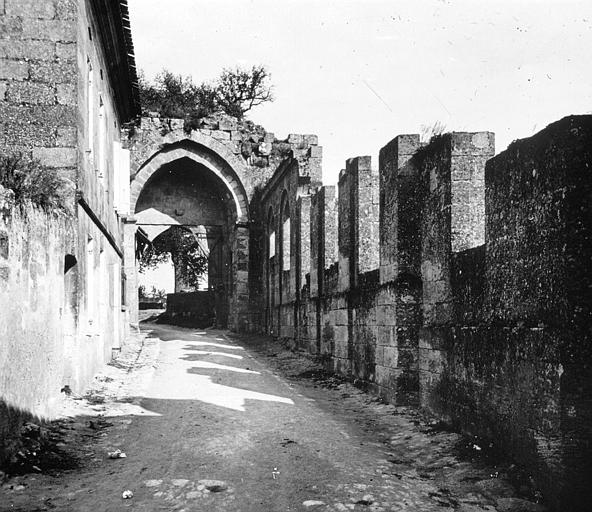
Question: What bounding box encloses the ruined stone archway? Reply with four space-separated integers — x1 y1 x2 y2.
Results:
125 139 251 331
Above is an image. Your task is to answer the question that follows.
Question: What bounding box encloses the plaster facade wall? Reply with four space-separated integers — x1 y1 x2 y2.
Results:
0 193 75 465
258 116 592 510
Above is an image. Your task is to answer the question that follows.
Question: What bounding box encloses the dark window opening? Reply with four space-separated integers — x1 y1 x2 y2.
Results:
64 254 77 274
121 270 127 307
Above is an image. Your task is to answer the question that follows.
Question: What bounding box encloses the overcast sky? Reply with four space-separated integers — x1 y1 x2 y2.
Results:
128 0 592 184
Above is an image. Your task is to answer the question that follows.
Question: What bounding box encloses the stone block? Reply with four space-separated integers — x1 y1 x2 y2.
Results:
169 119 184 130
375 365 396 388
201 118 218 130
0 81 6 100
450 131 495 155
332 324 349 343
421 261 444 282
376 304 396 326
240 142 252 158
337 258 350 292
30 60 76 83
55 0 77 20
418 347 445 376
55 42 75 63
333 339 349 359
0 39 55 61
21 19 76 42
218 117 237 131
7 81 54 105
248 132 262 143
395 325 419 347
308 145 322 158
424 279 450 303
226 140 241 154
0 231 8 259
212 130 230 141
303 134 318 145
333 308 348 326
5 0 56 19
55 166 76 183
375 325 394 347
376 285 396 306
288 133 303 144
258 141 272 156
32 147 76 167
382 346 399 368
347 155 372 172
250 155 268 168
56 82 75 105
0 15 23 37
56 126 76 146
422 302 453 325
1 116 56 146
0 59 29 80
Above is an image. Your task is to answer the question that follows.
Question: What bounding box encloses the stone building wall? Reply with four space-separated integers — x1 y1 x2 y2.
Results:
0 0 136 466
75 0 132 379
258 115 592 510
0 0 78 203
256 153 322 340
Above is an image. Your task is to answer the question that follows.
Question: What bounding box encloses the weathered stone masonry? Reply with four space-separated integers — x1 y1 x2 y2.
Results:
258 116 592 511
126 114 322 333
1 2 590 508
0 0 137 466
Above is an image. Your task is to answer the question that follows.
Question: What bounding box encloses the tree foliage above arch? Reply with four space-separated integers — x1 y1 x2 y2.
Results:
138 65 274 122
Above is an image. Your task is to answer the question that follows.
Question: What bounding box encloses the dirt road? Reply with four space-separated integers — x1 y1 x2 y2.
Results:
0 323 545 511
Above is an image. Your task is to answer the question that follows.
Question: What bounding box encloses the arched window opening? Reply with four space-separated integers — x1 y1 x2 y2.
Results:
63 253 79 322
268 207 276 260
269 231 276 259
280 195 291 272
282 218 290 271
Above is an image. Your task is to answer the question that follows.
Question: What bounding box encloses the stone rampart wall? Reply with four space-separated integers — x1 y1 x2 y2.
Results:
258 115 592 511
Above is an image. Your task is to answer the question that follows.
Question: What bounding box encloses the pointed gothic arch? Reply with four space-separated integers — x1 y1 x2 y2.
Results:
130 138 249 222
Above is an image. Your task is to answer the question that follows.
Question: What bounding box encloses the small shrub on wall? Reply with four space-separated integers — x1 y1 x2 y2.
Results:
0 154 70 214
